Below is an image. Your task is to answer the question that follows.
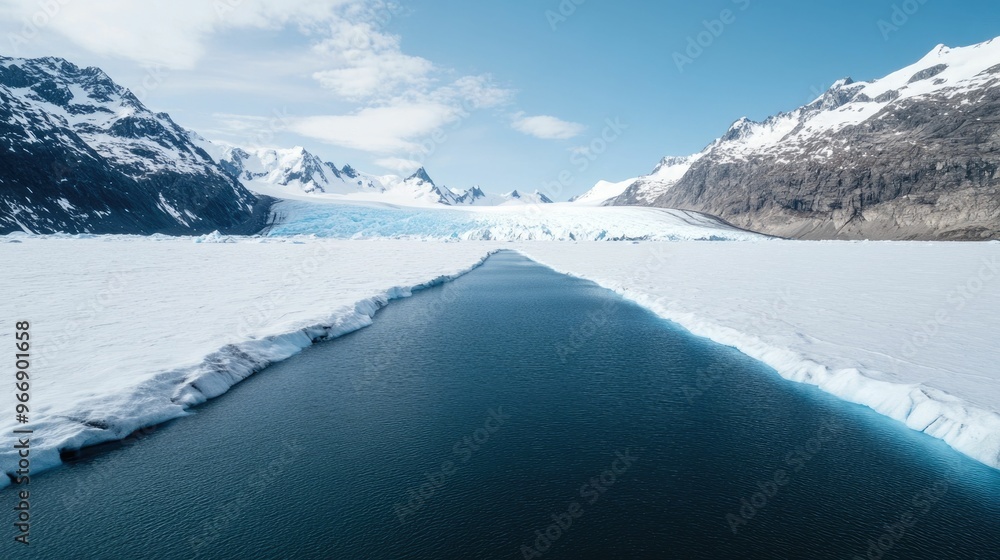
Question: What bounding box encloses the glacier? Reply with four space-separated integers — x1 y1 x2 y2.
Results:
265 199 766 241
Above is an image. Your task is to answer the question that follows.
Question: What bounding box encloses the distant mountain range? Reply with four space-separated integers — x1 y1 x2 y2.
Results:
5 36 1000 239
0 55 549 235
578 37 1000 240
193 138 554 207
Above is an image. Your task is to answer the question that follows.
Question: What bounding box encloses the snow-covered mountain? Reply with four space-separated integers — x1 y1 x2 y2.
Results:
0 56 261 235
611 37 1000 240
394 167 467 205
192 139 382 195
0 52 550 236
194 136 555 208
387 172 554 206
570 178 636 206
495 190 554 205
578 155 702 206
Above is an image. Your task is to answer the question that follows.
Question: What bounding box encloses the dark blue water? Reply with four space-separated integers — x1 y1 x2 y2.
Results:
5 251 1000 559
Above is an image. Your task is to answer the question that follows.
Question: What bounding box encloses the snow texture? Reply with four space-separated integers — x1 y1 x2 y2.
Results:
571 177 638 206
3 235 998 486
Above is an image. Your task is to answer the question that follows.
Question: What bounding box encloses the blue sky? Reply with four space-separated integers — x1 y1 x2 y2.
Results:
1 0 998 198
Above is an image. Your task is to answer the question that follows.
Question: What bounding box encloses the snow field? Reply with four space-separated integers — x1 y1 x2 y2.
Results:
4 235 999 487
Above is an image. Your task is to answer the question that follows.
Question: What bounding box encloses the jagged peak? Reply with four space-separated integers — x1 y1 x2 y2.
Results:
720 117 757 142
924 43 950 60
534 191 554 203
406 167 434 185
654 155 695 171
829 77 855 89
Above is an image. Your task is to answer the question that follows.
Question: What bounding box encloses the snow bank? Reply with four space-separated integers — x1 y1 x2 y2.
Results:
515 241 1000 470
0 238 501 487
6 235 996 486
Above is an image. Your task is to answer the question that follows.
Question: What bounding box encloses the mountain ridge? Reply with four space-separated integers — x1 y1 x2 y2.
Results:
600 36 1000 240
0 55 262 235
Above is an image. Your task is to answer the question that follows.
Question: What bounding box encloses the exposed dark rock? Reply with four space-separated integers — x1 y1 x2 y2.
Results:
0 55 261 235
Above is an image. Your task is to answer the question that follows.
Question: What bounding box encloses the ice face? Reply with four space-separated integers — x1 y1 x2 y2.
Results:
265 201 767 242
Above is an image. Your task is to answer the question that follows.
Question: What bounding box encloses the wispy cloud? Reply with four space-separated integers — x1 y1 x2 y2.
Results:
0 0 353 69
0 0 577 164
288 101 461 153
511 113 586 140
374 157 423 173
295 4 516 156
290 74 514 154
310 14 434 101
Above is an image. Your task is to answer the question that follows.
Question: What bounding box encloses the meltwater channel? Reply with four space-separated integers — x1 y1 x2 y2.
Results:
7 251 1000 559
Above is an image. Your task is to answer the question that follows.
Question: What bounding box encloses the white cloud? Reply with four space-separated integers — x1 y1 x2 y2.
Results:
288 102 461 153
310 15 435 101
374 157 423 173
434 75 515 110
201 111 294 147
511 113 586 140
0 0 574 162
306 7 514 106
0 0 354 69
312 52 433 101
290 73 514 155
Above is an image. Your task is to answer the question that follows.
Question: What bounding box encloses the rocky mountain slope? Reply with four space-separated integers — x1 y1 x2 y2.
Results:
611 38 1000 240
0 56 262 235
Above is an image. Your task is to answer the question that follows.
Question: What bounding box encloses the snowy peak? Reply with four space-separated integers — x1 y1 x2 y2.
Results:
588 153 703 206
0 56 135 109
503 190 554 204
720 117 755 142
806 78 862 112
453 186 487 205
396 168 463 205
701 36 1000 164
190 137 388 196
193 137 558 208
406 167 435 186
570 178 638 206
0 55 258 234
639 35 1000 240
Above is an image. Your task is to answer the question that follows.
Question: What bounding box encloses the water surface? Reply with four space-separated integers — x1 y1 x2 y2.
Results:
6 251 1000 559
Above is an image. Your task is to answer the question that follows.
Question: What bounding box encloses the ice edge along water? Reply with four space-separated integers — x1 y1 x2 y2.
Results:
0 250 500 489
515 251 1000 473
3 247 997 489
